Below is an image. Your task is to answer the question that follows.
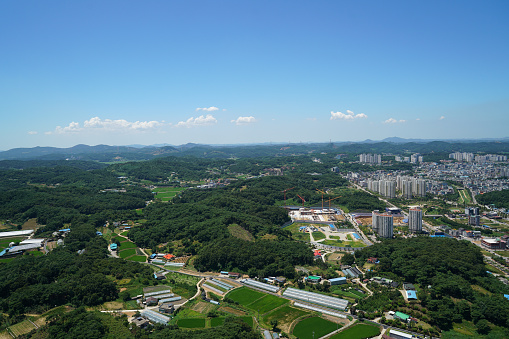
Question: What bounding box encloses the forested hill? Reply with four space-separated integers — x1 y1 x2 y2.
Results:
476 189 509 209
356 238 509 331
2 140 509 162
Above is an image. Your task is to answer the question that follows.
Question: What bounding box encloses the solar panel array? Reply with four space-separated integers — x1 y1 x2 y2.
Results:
283 287 348 311
294 302 347 318
141 309 170 324
242 279 280 293
159 296 181 303
144 289 172 298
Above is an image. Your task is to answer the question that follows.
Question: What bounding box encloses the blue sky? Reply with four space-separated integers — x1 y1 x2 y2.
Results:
1 0 508 149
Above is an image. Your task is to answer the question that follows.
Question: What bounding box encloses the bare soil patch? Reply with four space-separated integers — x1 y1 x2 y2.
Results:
219 306 246 316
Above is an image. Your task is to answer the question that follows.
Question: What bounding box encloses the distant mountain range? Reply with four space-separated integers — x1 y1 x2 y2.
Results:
1 137 508 162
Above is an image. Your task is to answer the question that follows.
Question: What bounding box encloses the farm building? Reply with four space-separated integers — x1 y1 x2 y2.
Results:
140 309 170 325
305 275 322 283
393 311 411 323
329 277 347 285
153 272 165 280
385 329 413 339
132 317 150 329
110 243 118 250
241 279 280 293
403 283 415 291
283 287 349 311
145 297 158 306
158 303 175 314
0 230 33 238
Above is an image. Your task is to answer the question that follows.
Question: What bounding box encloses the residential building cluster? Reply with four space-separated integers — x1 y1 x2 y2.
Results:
395 153 423 163
449 152 507 163
359 153 382 164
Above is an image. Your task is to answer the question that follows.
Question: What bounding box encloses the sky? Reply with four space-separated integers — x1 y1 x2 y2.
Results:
1 0 508 149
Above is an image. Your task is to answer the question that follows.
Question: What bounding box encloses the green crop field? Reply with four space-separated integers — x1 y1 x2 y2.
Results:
177 318 206 328
246 294 288 314
128 255 146 262
293 317 338 339
264 305 309 326
114 236 128 243
330 323 380 339
118 241 137 250
119 248 136 258
210 317 225 327
226 287 265 305
154 187 186 202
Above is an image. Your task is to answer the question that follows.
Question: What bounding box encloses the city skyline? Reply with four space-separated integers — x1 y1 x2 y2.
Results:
1 1 508 149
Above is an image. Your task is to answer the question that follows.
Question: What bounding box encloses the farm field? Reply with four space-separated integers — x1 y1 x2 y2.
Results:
312 231 326 241
246 294 288 314
9 320 36 337
226 287 265 306
263 305 309 331
153 187 186 202
177 318 206 328
292 316 339 339
119 248 136 258
330 323 380 339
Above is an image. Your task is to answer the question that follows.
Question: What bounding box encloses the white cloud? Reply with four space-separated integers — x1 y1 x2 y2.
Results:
27 131 38 135
416 118 421 121
196 106 219 112
439 116 445 120
383 118 406 124
176 114 217 128
47 117 164 134
330 110 368 120
231 116 257 125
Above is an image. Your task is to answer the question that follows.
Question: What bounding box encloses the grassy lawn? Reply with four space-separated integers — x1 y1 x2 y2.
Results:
495 250 509 257
322 239 366 248
119 248 136 258
293 317 338 339
246 294 288 314
485 264 504 275
226 287 265 306
177 318 206 328
330 323 379 339
228 224 254 242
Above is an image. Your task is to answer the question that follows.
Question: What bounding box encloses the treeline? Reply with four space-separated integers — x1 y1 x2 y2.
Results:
476 189 509 209
27 308 259 339
194 238 313 278
355 237 509 331
0 223 153 316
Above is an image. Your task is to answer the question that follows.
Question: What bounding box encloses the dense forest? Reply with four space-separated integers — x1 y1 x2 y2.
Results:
0 223 153 316
356 238 509 332
476 189 509 209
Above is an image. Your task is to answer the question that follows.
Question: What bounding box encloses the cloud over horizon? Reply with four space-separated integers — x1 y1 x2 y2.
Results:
176 114 217 128
47 117 164 134
330 110 367 120
231 116 257 125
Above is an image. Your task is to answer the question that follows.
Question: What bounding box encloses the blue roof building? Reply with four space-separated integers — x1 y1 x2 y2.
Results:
406 290 417 300
504 294 509 301
110 243 118 250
